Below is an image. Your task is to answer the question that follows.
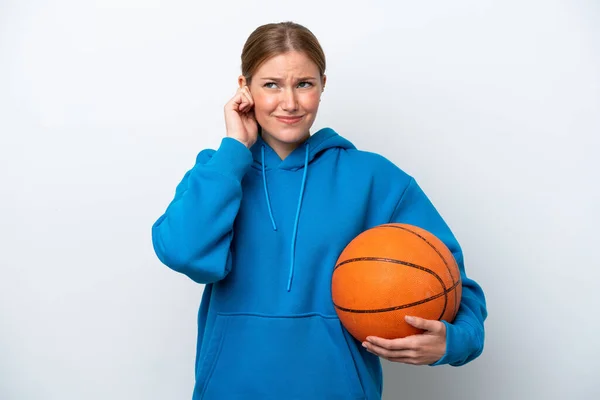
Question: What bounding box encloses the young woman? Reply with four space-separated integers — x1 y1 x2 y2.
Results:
152 21 487 400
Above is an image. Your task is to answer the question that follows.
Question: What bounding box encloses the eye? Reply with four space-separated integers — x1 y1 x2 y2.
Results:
264 82 278 89
298 81 313 88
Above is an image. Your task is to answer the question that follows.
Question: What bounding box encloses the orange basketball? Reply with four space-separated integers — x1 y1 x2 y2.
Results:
331 223 462 342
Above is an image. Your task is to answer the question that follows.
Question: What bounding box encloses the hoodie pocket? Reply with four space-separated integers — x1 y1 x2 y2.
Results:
196 312 366 400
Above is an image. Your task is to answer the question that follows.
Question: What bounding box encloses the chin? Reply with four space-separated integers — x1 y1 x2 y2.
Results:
262 122 313 143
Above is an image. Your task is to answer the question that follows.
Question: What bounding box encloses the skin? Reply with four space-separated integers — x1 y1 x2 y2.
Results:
223 51 447 365
362 316 446 365
225 50 325 160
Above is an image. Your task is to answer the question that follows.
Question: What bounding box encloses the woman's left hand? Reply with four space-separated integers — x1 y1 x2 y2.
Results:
362 315 446 365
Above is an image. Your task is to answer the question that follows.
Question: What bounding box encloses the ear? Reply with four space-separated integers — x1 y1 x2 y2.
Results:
321 74 327 92
238 75 247 88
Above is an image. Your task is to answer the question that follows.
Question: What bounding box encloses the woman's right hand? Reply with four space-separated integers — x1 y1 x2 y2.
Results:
224 85 258 148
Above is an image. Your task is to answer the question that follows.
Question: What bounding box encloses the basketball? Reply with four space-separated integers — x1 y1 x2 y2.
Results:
331 223 462 342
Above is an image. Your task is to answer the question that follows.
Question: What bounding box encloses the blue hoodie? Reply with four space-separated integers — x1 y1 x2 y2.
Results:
152 127 487 400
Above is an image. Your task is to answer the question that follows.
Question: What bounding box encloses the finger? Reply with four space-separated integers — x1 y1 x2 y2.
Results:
240 85 254 99
237 98 253 113
238 101 250 113
365 336 413 351
365 344 417 359
247 109 257 121
239 97 254 114
239 90 252 105
386 357 422 365
363 342 396 359
235 88 250 103
239 86 254 105
228 93 249 113
241 110 257 123
363 342 418 360
405 316 444 334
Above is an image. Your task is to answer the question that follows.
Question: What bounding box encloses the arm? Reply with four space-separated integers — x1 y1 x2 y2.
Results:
389 178 488 366
151 137 252 284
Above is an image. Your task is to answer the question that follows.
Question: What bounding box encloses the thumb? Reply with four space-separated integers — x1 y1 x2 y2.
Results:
405 315 440 332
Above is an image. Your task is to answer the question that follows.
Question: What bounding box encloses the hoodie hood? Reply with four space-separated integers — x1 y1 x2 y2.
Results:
250 127 356 171
248 127 355 291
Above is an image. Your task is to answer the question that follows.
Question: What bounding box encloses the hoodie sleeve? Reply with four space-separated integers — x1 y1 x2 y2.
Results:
389 177 487 366
151 137 253 284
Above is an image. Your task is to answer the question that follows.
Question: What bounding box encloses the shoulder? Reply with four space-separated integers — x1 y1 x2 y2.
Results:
341 148 413 184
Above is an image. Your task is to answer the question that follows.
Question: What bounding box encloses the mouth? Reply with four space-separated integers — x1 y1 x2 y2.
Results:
275 115 304 124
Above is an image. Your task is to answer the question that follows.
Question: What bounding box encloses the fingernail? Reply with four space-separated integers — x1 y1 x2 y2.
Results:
405 316 415 322
362 342 368 348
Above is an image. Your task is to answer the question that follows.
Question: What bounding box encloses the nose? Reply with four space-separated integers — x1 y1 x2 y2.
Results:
281 88 298 112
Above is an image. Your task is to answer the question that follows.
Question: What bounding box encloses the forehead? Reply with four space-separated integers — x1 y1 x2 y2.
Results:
255 51 320 77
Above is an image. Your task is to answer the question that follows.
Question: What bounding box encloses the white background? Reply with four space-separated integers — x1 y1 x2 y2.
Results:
1 1 599 399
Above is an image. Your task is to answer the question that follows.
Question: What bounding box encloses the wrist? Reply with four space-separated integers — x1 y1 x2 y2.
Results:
229 136 252 149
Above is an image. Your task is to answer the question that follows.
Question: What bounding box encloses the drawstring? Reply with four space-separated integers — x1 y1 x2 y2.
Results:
261 146 277 231
288 143 309 292
260 143 310 292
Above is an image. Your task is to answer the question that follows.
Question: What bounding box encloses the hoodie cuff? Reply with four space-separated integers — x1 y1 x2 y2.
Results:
205 137 253 181
429 320 479 367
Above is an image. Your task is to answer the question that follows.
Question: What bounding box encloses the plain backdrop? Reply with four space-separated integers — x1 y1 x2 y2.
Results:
1 1 599 399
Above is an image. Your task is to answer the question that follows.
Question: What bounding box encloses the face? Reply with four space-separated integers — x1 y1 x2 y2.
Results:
239 51 326 157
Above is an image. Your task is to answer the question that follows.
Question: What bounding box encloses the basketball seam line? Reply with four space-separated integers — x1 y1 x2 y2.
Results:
333 256 449 313
378 224 460 317
333 279 461 314
334 257 449 296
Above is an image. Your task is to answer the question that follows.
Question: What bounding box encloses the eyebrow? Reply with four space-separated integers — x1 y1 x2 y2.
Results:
259 77 318 81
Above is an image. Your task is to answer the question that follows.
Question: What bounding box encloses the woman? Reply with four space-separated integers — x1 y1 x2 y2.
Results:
152 21 487 400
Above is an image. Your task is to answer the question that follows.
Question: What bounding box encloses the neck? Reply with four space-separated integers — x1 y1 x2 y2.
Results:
261 130 310 160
